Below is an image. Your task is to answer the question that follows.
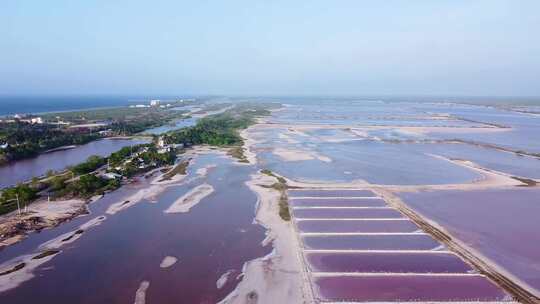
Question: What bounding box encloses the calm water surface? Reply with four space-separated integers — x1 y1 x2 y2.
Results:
0 153 269 303
399 188 540 297
0 138 149 188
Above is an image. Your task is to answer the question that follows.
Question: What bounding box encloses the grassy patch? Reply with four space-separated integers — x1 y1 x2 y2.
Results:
32 250 60 260
160 159 190 181
278 192 290 221
0 263 25 276
261 169 290 221
261 169 287 184
512 176 538 187
228 145 249 163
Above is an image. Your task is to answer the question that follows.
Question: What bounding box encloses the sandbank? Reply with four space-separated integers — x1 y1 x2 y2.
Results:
163 183 214 214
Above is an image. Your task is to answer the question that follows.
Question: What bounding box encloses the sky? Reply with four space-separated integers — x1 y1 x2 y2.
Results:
1 0 539 97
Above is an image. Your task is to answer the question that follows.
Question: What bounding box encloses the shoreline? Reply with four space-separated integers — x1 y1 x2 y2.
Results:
0 196 100 250
219 172 311 304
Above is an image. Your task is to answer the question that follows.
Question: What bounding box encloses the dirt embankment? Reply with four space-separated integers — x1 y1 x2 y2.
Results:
0 197 95 250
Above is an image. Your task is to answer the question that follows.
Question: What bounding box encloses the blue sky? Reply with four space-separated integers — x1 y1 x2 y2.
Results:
1 1 539 96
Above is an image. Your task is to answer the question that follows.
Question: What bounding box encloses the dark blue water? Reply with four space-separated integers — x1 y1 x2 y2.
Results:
0 96 189 116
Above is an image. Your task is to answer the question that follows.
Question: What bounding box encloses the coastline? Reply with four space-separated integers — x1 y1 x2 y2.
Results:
0 196 98 250
219 171 310 304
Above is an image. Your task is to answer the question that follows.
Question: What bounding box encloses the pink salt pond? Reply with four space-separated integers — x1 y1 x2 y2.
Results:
314 275 510 302
288 189 376 197
296 219 419 233
302 235 440 251
293 208 403 219
306 252 473 273
290 198 386 207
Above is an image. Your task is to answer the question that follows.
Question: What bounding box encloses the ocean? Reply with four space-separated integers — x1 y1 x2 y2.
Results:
0 95 184 116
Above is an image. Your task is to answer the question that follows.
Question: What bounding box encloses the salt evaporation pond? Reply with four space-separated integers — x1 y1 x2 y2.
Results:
420 103 540 153
0 138 149 188
306 252 473 273
290 198 387 207
411 142 540 179
314 275 510 302
296 219 419 233
302 234 440 251
399 188 540 297
289 189 376 197
0 153 270 303
293 208 403 219
258 140 481 184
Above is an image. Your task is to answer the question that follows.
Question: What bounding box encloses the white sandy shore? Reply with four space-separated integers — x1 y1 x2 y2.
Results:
134 280 150 304
160 256 178 268
106 184 163 214
273 147 332 163
271 154 527 192
216 270 235 289
196 164 217 177
163 183 214 214
278 133 300 144
240 128 260 165
0 214 108 293
0 252 57 293
0 196 97 248
40 215 107 250
257 123 510 133
219 172 310 304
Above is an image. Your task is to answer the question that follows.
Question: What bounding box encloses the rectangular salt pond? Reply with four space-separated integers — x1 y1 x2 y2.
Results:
296 219 419 233
306 252 472 273
290 198 386 207
288 189 376 198
293 208 403 219
302 235 440 250
399 188 540 296
314 275 509 302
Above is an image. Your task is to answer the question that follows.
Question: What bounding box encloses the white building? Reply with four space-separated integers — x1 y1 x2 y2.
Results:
31 117 43 124
150 100 161 107
102 172 122 180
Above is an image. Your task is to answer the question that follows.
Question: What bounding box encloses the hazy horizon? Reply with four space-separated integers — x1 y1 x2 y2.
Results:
1 1 539 96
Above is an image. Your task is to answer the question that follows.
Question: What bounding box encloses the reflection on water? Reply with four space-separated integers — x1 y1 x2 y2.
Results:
0 138 149 188
142 117 198 134
0 153 269 303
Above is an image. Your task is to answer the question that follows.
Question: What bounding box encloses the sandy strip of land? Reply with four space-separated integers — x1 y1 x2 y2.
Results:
159 256 178 268
255 122 510 135
270 154 527 192
240 128 260 165
134 280 150 304
216 270 235 289
383 155 525 192
196 164 217 177
163 183 214 214
219 172 311 304
272 147 332 163
278 133 300 144
39 215 107 250
0 252 58 293
106 184 164 214
0 196 98 249
0 214 109 293
273 148 315 161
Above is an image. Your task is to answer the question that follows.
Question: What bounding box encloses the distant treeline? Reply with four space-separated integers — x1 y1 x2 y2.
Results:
0 122 101 165
163 103 277 147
